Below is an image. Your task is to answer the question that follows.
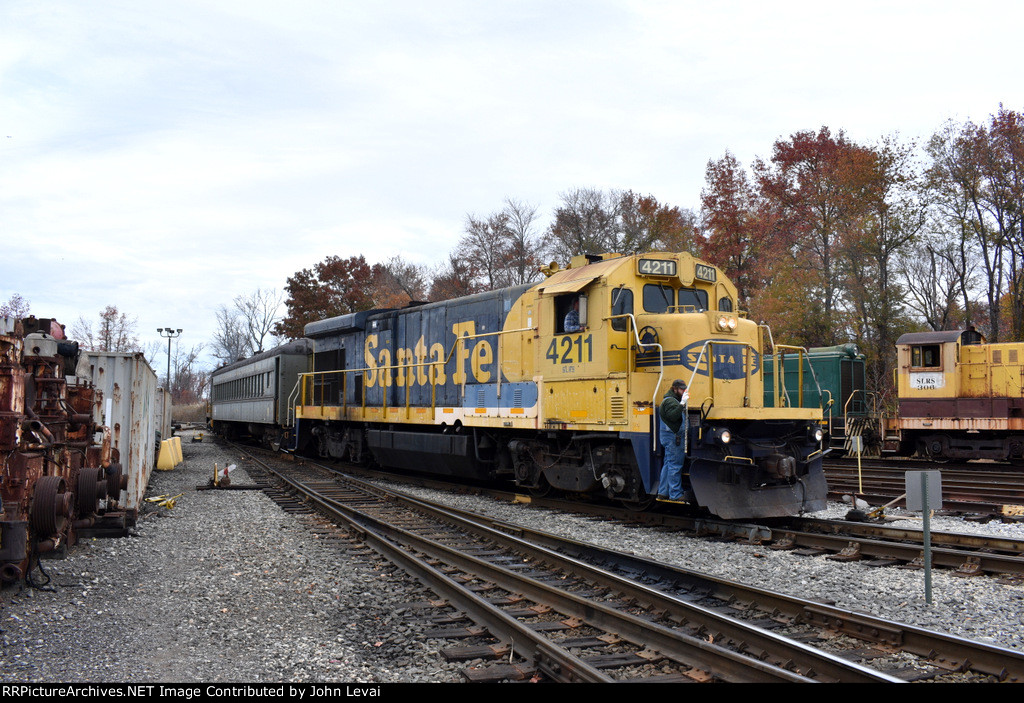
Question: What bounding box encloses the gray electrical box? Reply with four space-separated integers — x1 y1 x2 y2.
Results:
906 470 942 511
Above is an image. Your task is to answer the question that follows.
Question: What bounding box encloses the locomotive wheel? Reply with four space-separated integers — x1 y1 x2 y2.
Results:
77 467 103 515
621 495 656 512
527 475 552 498
31 476 71 536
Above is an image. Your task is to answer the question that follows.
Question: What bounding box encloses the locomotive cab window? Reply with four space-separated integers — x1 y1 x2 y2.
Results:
678 287 708 312
557 294 586 333
610 287 633 331
718 297 733 312
911 344 942 368
643 283 675 313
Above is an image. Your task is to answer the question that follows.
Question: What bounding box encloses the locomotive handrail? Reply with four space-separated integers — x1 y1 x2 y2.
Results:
285 377 302 428
773 345 806 408
605 313 662 450
767 344 827 411
295 325 537 420
444 326 537 402
683 340 756 418
822 390 834 437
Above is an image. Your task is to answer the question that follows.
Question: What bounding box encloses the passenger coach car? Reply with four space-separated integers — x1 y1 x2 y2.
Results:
210 340 311 449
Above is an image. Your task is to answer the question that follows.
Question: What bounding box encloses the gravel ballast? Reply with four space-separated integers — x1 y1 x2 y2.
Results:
2 431 1023 683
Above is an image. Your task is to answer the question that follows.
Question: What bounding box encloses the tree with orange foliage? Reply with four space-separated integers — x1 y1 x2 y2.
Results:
754 127 878 346
699 151 780 310
369 256 430 309
618 190 699 256
274 255 377 340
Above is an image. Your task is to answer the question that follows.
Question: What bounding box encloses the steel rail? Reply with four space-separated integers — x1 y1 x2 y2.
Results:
371 482 1024 682
267 463 900 683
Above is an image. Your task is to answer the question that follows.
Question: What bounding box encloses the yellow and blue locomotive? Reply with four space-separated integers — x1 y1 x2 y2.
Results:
288 251 828 519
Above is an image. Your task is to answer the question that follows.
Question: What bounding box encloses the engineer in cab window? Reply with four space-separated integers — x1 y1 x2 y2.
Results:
564 297 581 332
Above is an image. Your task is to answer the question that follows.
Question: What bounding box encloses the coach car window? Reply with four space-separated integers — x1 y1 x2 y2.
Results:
911 344 941 368
611 287 633 331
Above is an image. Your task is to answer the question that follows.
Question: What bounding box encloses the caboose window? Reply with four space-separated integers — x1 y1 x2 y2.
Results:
911 344 941 368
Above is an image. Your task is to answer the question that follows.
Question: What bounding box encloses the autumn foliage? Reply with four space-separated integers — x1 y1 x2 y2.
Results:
267 104 1024 406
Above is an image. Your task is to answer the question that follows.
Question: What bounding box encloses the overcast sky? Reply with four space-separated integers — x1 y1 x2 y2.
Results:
1 0 1020 369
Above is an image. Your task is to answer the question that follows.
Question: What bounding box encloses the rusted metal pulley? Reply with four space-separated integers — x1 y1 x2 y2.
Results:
105 462 125 499
77 466 104 515
30 475 72 536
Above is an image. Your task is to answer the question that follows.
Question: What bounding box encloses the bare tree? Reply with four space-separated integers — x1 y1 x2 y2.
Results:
71 306 141 352
0 293 31 319
236 288 284 355
170 342 208 403
211 305 249 366
541 188 697 264
900 235 976 331
460 211 513 290
211 288 284 365
501 198 544 286
543 187 620 262
458 199 545 291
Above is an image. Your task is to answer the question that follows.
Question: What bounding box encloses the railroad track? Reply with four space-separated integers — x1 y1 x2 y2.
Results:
311 460 1024 578
231 446 1024 683
824 460 1024 516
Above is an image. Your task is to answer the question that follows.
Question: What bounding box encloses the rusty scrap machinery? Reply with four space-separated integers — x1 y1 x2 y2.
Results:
0 317 127 585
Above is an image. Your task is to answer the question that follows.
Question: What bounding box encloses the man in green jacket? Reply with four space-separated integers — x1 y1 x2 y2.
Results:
657 379 689 501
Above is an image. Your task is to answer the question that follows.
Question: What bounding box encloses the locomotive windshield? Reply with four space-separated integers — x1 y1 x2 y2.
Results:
643 284 674 312
642 284 708 313
678 288 708 312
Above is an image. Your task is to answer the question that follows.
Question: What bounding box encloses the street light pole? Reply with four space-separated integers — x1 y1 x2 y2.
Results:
156 327 182 393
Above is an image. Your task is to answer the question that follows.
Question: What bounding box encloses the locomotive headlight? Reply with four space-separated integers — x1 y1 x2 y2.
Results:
727 317 737 331
707 427 731 445
717 315 738 332
809 426 824 443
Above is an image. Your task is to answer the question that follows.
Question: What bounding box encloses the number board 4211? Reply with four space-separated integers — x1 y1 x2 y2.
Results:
637 258 676 277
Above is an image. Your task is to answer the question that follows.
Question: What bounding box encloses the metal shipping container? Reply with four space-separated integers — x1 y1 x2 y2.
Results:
77 352 159 518
156 386 173 442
